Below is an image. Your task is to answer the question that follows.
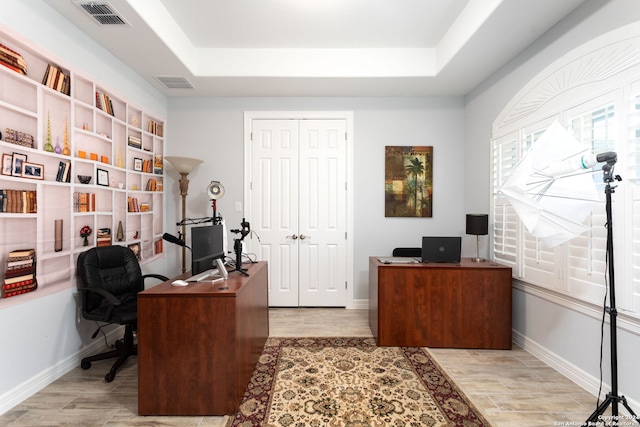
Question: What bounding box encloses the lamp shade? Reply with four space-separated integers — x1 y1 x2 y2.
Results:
466 214 488 235
164 156 203 174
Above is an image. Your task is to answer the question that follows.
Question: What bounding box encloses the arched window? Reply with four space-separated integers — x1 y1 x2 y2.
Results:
491 23 640 315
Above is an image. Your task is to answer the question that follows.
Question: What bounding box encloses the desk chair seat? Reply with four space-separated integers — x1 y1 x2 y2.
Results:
77 246 168 382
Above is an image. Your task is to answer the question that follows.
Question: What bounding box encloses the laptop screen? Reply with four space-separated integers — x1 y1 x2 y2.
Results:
421 237 461 263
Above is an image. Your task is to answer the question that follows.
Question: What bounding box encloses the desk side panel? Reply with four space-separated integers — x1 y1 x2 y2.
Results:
138 295 237 415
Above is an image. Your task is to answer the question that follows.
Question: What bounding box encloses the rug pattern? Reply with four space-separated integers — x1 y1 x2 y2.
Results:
229 337 489 427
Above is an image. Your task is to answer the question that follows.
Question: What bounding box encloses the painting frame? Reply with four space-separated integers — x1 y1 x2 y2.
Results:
384 146 433 218
22 162 44 180
11 152 27 177
1 153 13 176
133 157 143 172
96 168 109 186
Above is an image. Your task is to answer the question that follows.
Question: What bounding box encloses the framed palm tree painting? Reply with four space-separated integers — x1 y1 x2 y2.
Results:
385 146 433 217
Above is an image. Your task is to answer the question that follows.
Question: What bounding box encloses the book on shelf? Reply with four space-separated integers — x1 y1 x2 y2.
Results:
127 135 142 149
41 64 70 95
95 91 114 116
3 248 37 299
97 227 112 247
73 192 96 212
0 43 27 75
56 161 71 183
155 238 163 255
127 196 140 213
153 155 163 174
139 203 150 212
147 120 163 137
0 190 37 213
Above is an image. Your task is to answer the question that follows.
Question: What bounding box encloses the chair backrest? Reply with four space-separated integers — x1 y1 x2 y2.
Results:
392 247 422 257
77 246 143 314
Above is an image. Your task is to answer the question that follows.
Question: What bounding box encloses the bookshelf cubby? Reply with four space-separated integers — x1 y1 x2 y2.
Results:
0 27 165 307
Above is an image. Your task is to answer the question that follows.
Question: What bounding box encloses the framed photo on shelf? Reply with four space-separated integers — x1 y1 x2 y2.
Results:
1 154 12 176
128 242 141 260
97 168 109 186
11 153 27 177
22 162 44 180
133 157 143 172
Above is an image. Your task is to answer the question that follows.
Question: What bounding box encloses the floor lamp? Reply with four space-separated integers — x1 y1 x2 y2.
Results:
165 156 203 273
466 214 488 263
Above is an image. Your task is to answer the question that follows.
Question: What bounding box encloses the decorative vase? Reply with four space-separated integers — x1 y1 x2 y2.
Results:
44 112 54 152
83 236 88 246
116 221 124 241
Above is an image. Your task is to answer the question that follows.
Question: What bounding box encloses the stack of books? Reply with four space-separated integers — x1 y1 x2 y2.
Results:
0 43 27 75
56 161 71 183
2 248 37 298
0 189 37 213
42 64 70 95
97 228 111 247
153 155 163 174
154 238 163 255
127 135 142 149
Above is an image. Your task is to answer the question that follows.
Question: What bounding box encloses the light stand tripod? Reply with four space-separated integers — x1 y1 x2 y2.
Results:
585 160 637 425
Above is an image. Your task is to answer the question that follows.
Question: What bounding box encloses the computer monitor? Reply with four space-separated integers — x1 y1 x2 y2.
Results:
191 224 224 275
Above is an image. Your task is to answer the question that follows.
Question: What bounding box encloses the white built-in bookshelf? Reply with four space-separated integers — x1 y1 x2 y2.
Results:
0 26 165 307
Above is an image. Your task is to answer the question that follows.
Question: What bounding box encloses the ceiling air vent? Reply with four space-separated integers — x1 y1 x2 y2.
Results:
155 76 195 89
73 1 130 26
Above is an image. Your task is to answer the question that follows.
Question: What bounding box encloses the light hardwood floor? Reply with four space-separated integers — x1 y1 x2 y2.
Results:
0 308 614 426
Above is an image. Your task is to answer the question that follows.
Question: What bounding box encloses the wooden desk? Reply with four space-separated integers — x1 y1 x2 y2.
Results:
369 257 512 349
137 261 269 415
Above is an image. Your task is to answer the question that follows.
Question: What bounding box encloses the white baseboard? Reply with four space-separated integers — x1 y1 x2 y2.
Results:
512 329 640 415
351 299 368 310
0 327 124 416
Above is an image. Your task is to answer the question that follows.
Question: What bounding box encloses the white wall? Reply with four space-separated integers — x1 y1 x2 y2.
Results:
464 0 640 404
0 0 168 409
166 96 465 301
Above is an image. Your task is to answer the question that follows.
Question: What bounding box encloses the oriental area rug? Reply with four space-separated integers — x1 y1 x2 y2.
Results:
227 337 490 427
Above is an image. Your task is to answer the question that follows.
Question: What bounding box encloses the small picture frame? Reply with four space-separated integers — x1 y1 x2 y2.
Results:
97 168 109 186
22 162 44 180
128 242 141 260
133 158 143 172
1 153 12 176
12 153 27 177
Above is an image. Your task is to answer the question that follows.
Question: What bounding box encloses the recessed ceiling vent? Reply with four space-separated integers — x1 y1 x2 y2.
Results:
155 76 195 89
73 1 130 26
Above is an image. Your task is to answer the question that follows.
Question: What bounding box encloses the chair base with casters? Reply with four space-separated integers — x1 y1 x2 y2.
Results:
77 246 168 382
81 323 136 382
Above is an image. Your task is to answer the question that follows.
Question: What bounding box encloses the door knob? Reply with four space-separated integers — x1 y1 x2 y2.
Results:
287 234 298 240
300 234 309 240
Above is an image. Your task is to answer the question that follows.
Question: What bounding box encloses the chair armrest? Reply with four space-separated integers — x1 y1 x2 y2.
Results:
142 274 169 284
78 287 121 305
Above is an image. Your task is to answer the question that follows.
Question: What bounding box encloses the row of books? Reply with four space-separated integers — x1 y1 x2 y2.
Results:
0 189 37 213
3 248 37 299
42 63 70 95
97 227 111 247
127 196 140 213
0 43 27 75
96 91 115 116
146 178 163 192
138 158 155 173
153 155 163 174
148 120 163 137
154 238 163 255
73 192 96 212
56 161 71 183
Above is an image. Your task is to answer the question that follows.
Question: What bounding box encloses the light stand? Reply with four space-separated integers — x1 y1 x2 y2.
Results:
466 214 488 263
585 159 637 425
165 156 203 273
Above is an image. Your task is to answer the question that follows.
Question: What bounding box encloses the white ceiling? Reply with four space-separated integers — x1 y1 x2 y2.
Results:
42 0 587 97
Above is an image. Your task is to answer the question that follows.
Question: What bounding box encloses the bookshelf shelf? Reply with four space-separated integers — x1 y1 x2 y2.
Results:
0 26 165 306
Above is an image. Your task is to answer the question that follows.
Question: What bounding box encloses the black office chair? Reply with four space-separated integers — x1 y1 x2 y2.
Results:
392 247 422 257
76 245 168 382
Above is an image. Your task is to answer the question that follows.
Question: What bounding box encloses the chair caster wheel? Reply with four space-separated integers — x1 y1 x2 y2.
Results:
81 360 91 370
105 372 115 382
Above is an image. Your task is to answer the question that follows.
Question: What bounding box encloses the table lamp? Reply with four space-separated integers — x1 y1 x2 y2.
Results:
165 156 203 273
466 213 488 263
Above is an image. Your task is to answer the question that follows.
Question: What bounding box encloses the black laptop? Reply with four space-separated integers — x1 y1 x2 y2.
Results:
421 236 461 263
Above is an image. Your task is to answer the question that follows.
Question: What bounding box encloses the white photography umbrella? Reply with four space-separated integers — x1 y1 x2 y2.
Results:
498 120 601 247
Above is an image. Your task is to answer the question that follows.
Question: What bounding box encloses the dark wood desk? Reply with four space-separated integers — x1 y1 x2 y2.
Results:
369 257 512 349
137 261 269 415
